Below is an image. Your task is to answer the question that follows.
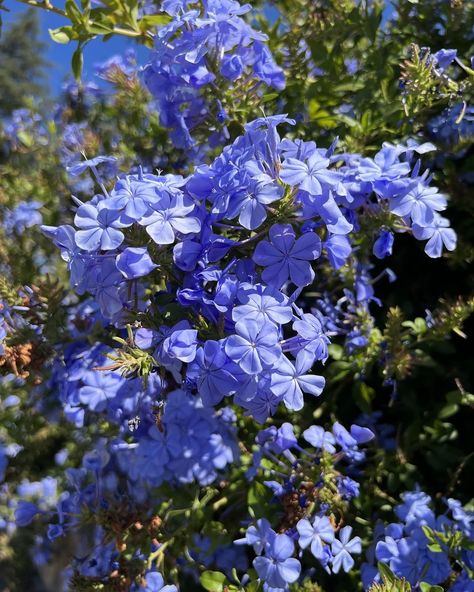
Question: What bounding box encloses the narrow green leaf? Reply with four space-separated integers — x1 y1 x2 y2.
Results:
377 561 397 583
72 45 84 80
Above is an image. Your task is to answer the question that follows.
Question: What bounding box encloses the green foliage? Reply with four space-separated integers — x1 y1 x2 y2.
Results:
368 563 412 591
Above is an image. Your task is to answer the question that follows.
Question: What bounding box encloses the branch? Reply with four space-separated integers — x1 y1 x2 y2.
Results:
14 0 151 39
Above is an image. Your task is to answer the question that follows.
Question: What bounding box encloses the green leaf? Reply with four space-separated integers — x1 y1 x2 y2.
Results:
421 525 436 543
139 13 172 28
262 92 279 102
72 45 84 80
420 584 443 592
65 0 84 24
49 27 73 44
87 20 114 34
438 403 459 419
199 570 227 592
377 561 397 583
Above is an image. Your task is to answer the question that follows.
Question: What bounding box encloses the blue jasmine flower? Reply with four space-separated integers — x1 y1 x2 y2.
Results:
234 519 276 554
107 176 158 220
78 369 122 412
67 155 117 176
137 571 177 592
447 498 474 536
373 230 394 259
232 283 293 329
253 533 301 588
116 247 158 279
15 501 41 526
390 182 447 226
173 239 203 271
288 312 330 365
94 260 125 317
337 476 360 500
142 192 201 244
302 425 336 453
225 320 281 375
252 42 286 90
236 387 281 423
221 54 245 80
253 224 321 288
412 214 457 258
332 422 374 452
47 523 65 541
324 234 352 268
381 537 423 584
357 145 410 183
432 48 457 71
270 355 325 411
74 202 130 251
235 181 284 230
280 151 340 195
3 201 43 234
297 515 335 559
273 423 298 452
395 490 434 528
163 328 198 363
331 526 361 573
192 340 239 406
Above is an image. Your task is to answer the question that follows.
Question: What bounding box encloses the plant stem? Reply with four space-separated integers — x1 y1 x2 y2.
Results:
14 0 151 39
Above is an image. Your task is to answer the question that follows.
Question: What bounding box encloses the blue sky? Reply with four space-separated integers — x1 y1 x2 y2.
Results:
3 1 149 95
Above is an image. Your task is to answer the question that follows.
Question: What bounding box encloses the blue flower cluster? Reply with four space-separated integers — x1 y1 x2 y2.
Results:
143 0 285 149
236 421 374 590
42 117 456 428
2 201 43 235
362 490 474 591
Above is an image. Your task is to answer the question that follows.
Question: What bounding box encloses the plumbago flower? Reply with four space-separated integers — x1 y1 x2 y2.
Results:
236 421 372 588
361 491 474 591
31 110 463 590
42 116 457 425
143 0 285 149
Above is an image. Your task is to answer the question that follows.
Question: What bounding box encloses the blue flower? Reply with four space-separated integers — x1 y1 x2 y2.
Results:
302 425 336 453
373 230 394 259
74 202 129 251
253 224 321 288
280 151 339 195
137 571 177 592
236 181 283 230
15 501 40 526
67 155 117 176
395 489 434 527
270 355 325 411
3 201 43 234
253 533 301 588
412 214 457 258
235 518 275 554
331 526 361 573
432 48 457 71
163 328 198 363
390 182 447 226
108 175 158 220
297 515 335 559
192 340 239 406
225 320 281 375
142 192 201 245
116 247 158 279
232 283 293 329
